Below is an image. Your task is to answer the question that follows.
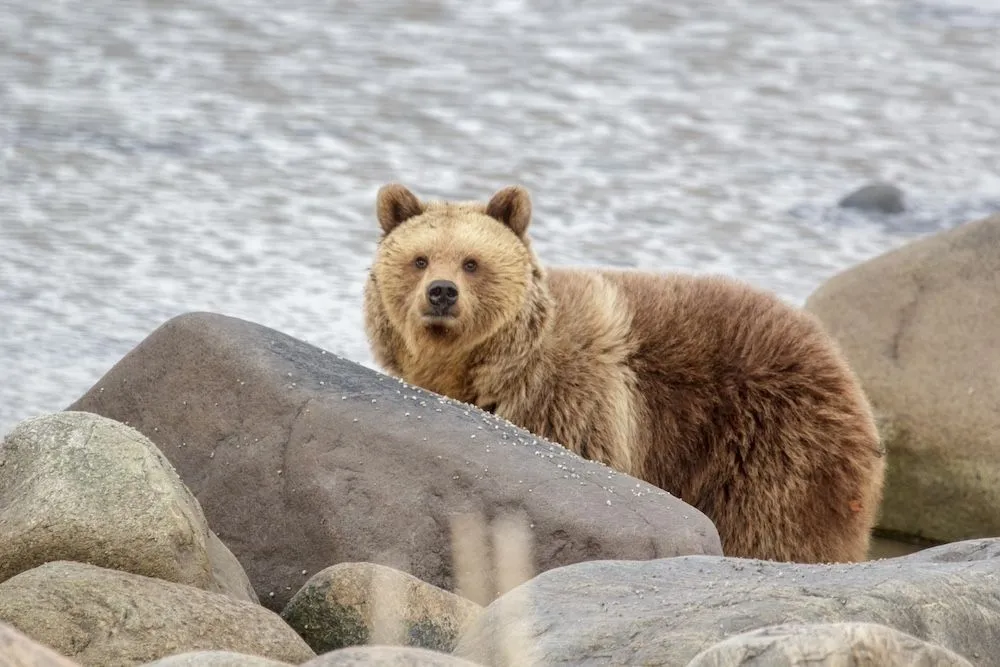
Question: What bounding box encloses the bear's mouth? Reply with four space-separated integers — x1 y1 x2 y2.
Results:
420 314 458 340
426 324 451 338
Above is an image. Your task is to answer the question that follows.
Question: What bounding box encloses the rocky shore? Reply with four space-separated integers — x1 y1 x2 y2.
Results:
1 213 997 665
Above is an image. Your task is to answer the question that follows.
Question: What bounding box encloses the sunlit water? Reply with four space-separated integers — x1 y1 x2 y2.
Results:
1 0 999 435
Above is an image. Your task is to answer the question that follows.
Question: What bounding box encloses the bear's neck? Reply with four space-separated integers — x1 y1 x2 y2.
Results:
463 275 555 404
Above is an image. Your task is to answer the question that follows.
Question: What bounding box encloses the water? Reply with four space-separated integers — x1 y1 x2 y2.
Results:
1 0 999 436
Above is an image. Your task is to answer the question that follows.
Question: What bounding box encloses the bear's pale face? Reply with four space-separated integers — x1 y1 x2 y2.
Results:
372 185 535 354
374 210 533 352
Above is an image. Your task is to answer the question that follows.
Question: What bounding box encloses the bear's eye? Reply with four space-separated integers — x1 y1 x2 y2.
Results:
463 259 478 273
414 256 428 270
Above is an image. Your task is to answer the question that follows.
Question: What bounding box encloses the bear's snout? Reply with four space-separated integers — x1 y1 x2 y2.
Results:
427 279 459 315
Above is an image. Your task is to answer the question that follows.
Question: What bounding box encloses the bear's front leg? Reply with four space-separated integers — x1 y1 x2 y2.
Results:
499 381 639 480
579 394 638 478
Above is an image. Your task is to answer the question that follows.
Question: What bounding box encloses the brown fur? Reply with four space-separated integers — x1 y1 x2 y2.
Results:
363 184 886 563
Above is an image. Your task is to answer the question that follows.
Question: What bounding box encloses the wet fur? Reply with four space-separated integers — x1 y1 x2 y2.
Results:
364 184 886 563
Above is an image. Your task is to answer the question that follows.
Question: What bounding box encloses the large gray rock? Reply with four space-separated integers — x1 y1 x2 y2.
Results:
805 213 1000 544
301 647 481 667
68 312 722 611
0 411 254 603
0 561 315 667
686 622 974 666
454 538 1000 666
0 620 80 667
281 562 481 654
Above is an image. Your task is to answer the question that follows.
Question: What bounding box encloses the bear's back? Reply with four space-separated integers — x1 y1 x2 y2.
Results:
546 268 840 386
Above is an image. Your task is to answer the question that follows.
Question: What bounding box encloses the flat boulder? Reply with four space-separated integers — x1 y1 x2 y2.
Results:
454 538 1000 666
0 561 315 667
140 651 292 667
281 562 481 654
805 213 1000 544
686 622 974 666
301 647 481 666
68 312 722 611
0 411 253 603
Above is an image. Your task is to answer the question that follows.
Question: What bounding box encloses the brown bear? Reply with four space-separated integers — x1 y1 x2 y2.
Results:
363 183 886 564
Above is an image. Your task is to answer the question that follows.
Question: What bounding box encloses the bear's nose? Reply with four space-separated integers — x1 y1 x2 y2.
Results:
427 280 459 312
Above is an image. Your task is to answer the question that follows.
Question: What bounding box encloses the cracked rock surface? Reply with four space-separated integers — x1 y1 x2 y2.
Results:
454 538 1000 666
686 621 974 667
805 213 1000 545
68 311 722 611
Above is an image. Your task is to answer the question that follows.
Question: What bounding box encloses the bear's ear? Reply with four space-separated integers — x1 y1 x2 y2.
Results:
485 185 532 237
376 184 425 234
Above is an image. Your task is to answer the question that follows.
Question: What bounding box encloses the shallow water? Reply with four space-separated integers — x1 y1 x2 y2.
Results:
1 0 999 435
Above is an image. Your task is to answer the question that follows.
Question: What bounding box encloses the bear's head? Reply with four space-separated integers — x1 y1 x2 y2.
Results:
370 184 540 353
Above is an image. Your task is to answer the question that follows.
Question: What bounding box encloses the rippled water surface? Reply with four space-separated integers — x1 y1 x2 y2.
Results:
1 0 999 434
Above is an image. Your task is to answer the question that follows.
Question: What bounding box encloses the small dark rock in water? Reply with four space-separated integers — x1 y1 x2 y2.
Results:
838 182 906 214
